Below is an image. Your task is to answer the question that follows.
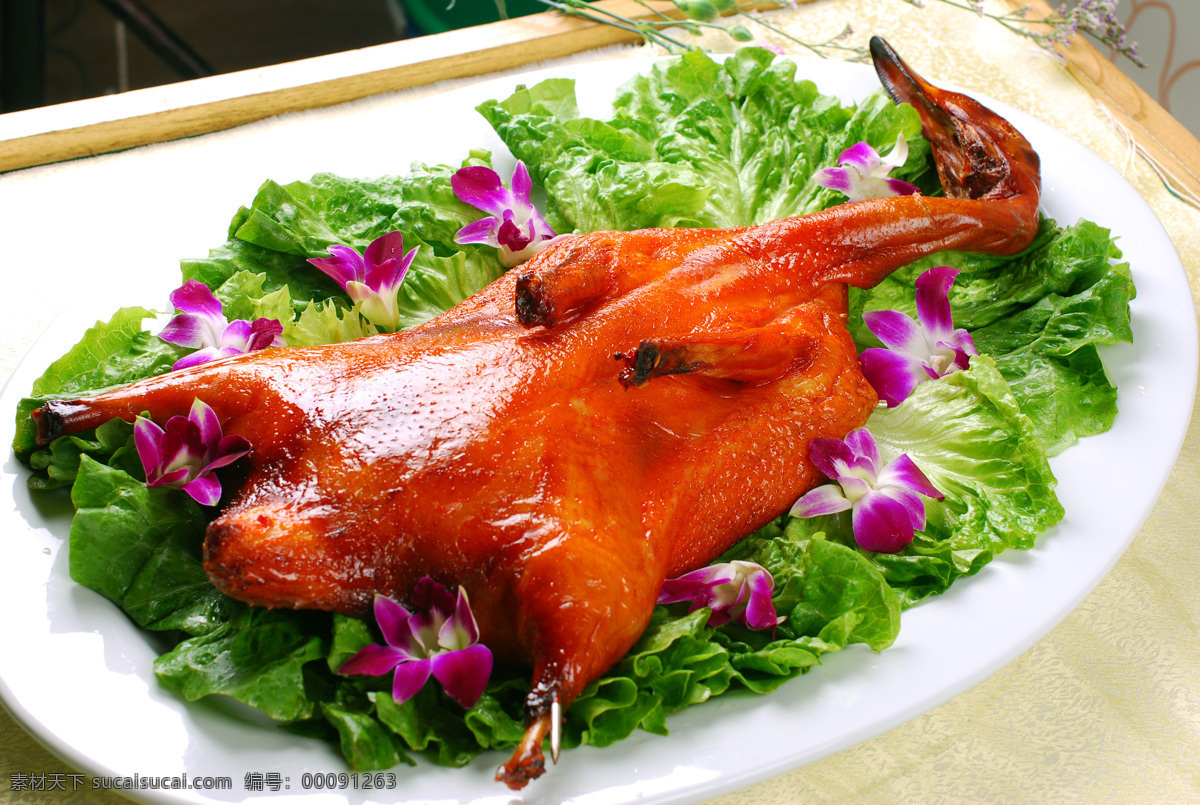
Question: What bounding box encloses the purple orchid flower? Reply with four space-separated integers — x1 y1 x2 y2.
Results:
158 280 284 371
859 266 978 407
307 230 418 333
790 428 943 554
657 560 783 633
452 161 559 267
134 398 251 506
338 578 493 709
813 133 920 202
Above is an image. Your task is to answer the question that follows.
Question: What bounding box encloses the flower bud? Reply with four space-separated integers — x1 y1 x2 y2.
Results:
728 23 754 41
677 0 718 21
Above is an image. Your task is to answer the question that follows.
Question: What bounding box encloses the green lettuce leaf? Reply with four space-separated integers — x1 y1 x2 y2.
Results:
850 219 1134 454
24 416 141 490
789 357 1063 607
13 306 185 463
154 607 328 722
68 456 235 634
28 307 181 398
478 47 933 233
190 161 506 330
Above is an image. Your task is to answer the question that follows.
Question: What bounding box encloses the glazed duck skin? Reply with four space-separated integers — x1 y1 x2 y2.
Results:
33 39 1041 788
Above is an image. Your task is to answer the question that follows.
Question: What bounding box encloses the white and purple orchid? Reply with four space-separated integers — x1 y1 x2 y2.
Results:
158 280 284 371
134 398 251 506
813 133 920 202
859 266 977 408
307 230 418 333
790 428 942 554
452 161 559 267
657 560 783 633
338 578 493 709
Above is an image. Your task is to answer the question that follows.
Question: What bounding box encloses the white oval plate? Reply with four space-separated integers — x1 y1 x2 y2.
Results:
0 55 1194 805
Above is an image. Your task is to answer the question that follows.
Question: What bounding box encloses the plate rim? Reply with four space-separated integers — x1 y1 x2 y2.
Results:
0 52 1195 805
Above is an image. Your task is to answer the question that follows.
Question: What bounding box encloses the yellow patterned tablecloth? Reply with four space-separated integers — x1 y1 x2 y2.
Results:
3 0 1199 802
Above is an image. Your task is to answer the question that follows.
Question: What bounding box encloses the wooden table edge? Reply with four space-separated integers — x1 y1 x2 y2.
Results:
999 0 1200 205
0 0 774 174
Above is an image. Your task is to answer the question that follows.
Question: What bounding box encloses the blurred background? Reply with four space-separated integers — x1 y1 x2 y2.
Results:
0 0 1196 137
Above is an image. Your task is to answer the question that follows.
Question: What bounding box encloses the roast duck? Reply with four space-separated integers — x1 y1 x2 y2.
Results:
33 38 1040 787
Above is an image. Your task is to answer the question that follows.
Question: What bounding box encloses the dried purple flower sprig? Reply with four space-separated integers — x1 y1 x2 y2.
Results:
904 0 1143 67
536 0 1140 70
532 0 866 60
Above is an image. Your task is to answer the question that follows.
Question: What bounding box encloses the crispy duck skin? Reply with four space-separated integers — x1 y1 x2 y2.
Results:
32 39 1041 788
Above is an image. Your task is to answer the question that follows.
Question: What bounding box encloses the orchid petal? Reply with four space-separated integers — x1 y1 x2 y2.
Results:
188 399 222 447
159 312 223 350
530 215 558 242
363 240 416 297
361 257 400 296
496 216 534 253
205 434 252 471
153 467 190 488
454 218 500 246
812 167 853 194
884 177 921 196
788 483 854 518
836 141 881 172
915 266 960 338
158 421 199 474
390 659 433 705
876 484 930 531
863 309 926 355
364 230 409 270
860 348 926 408
657 566 723 608
180 474 222 506
438 587 481 651
373 594 414 650
852 491 917 553
172 347 227 371
876 453 943 501
246 318 285 351
946 343 973 373
308 245 366 289
309 233 414 332
840 474 877 502
806 436 859 481
740 568 781 632
169 280 224 320
451 166 512 216
342 280 376 308
430 644 493 708
132 398 250 503
510 161 534 203
843 428 881 471
939 329 978 372
219 319 255 352
879 133 910 171
363 256 408 298
412 577 458 622
133 418 165 479
815 136 918 202
337 643 406 677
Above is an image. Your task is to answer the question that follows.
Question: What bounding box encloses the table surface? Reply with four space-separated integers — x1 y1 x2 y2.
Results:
3 0 1199 802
